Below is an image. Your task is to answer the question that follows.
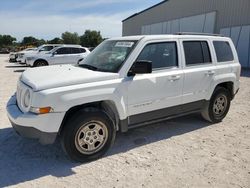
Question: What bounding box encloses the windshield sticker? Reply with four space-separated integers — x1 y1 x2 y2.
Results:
115 42 134 48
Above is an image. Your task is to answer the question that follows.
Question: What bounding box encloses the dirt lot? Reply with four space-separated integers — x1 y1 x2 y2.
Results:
0 54 249 188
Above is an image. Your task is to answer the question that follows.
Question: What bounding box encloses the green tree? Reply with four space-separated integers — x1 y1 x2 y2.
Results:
0 35 2 47
21 36 46 46
80 30 103 47
48 37 63 44
22 36 39 46
61 31 80 44
0 34 16 46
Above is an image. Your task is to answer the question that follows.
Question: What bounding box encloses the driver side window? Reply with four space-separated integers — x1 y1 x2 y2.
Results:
137 42 178 70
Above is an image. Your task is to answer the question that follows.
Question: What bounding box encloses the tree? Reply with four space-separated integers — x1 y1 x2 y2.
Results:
0 35 2 47
22 36 39 46
48 37 63 44
61 32 80 44
0 34 16 46
80 30 103 47
21 36 46 46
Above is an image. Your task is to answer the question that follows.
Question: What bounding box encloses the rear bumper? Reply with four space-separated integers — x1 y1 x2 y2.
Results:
6 95 65 145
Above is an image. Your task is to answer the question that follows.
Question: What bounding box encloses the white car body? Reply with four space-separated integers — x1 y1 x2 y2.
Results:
7 34 241 145
15 48 37 62
25 46 90 67
17 44 62 64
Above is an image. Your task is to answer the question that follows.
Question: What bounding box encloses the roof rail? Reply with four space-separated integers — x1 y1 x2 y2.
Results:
175 32 223 37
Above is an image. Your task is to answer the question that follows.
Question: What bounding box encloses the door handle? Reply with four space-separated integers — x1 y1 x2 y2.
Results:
169 75 181 81
205 70 215 76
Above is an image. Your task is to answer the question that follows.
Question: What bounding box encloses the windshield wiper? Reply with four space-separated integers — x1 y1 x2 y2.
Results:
79 64 98 71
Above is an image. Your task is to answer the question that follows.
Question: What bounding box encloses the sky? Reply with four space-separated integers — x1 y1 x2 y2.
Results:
0 0 163 41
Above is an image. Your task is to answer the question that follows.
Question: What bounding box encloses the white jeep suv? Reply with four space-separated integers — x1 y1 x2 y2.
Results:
25 45 90 67
7 34 241 162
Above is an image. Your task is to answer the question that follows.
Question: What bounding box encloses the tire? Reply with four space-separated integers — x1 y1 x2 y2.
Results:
61 108 116 162
34 60 48 67
201 87 231 123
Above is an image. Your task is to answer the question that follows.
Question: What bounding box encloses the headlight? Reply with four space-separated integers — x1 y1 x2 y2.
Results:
23 89 31 108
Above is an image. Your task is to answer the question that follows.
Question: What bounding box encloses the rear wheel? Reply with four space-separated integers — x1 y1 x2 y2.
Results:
61 109 116 162
201 87 231 123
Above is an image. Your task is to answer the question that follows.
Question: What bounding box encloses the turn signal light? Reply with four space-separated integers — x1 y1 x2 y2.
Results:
30 107 53 114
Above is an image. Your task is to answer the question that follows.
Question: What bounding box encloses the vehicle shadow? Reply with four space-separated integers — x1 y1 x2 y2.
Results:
13 69 26 73
0 114 211 187
5 65 27 68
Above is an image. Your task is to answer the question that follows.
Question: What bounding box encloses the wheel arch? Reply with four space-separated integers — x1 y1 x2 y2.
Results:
34 59 48 66
58 100 122 135
209 81 234 100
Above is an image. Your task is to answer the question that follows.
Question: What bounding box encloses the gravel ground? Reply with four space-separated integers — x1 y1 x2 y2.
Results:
0 54 250 188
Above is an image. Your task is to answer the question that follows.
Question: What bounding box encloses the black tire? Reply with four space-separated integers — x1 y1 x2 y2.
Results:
61 108 116 162
201 87 231 123
34 60 48 67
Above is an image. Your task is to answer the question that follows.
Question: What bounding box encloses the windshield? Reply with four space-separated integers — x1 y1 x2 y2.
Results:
79 40 138 72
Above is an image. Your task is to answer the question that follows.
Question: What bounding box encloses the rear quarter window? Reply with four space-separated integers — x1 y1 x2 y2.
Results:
213 41 234 62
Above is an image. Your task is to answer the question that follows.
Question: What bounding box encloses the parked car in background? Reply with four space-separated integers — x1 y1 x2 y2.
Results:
88 47 95 52
26 45 90 67
9 52 18 62
17 44 62 64
0 48 10 54
9 48 36 62
6 34 240 162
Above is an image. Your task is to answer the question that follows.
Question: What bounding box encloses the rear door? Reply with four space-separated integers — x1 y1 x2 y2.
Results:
181 39 216 106
70 48 85 64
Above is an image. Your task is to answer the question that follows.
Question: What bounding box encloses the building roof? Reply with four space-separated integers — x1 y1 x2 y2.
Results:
122 0 168 22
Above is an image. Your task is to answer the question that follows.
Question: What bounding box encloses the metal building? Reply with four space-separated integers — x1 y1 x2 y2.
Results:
122 0 250 68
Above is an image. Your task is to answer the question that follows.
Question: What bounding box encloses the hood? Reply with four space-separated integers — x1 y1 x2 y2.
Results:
21 65 119 91
19 50 37 55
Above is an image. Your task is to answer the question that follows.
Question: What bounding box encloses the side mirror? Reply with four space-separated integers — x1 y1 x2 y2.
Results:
128 60 152 76
52 51 57 56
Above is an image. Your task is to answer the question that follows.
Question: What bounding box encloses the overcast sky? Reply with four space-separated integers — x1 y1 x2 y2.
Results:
0 0 162 41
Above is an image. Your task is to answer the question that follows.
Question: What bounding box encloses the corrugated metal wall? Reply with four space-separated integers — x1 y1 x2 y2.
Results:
123 0 250 35
122 0 250 67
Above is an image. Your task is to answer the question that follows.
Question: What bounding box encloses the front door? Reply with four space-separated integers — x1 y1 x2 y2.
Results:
127 41 184 125
51 47 72 65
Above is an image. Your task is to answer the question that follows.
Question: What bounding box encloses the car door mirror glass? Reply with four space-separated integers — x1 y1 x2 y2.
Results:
128 60 152 76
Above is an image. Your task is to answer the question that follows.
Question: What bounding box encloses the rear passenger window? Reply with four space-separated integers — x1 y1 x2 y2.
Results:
71 48 80 54
213 41 234 62
183 41 211 65
137 42 178 70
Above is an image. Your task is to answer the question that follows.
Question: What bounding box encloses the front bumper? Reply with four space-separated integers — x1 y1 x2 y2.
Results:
6 95 65 145
25 59 34 66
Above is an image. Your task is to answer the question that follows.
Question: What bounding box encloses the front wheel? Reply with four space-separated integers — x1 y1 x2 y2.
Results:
201 87 231 123
34 60 48 67
61 109 116 162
